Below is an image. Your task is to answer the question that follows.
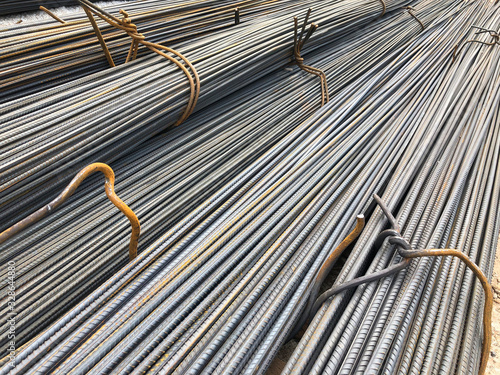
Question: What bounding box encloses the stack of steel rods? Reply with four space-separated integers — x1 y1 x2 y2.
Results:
0 0 287 102
0 0 457 354
0 0 414 228
4 0 497 372
283 4 500 375
0 0 455 229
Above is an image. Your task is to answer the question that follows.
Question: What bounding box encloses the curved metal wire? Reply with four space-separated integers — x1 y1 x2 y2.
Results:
0 163 140 260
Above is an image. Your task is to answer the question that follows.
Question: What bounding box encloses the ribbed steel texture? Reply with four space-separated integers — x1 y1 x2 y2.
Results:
0 0 130 16
0 0 287 102
0 0 414 232
0 0 459 354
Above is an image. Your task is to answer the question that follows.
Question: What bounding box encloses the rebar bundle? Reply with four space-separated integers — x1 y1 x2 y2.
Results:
0 0 286 102
0 0 414 229
2 0 498 373
284 4 500 375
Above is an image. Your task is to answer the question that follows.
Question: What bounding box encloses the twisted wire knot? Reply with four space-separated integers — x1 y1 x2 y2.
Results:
294 56 304 64
488 32 499 43
293 193 492 375
372 194 492 375
404 6 425 31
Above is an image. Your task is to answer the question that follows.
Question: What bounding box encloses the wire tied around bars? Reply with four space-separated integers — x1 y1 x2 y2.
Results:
308 194 492 375
39 6 67 24
404 6 425 31
293 9 329 107
0 163 141 261
78 0 200 126
453 25 500 62
378 0 386 18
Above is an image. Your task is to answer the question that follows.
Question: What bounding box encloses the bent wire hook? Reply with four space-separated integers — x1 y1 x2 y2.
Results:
0 163 141 261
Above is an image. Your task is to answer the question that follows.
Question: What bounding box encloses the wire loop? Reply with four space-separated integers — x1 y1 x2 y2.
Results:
293 9 329 107
305 194 492 375
378 0 386 18
0 163 141 261
288 215 365 340
79 0 200 126
453 26 500 62
404 6 425 31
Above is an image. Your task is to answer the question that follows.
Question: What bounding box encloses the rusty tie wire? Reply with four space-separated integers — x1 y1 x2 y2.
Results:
311 194 492 375
0 163 140 261
78 0 200 126
39 6 67 24
293 9 329 107
378 0 386 18
372 194 492 375
453 25 500 62
404 6 425 31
